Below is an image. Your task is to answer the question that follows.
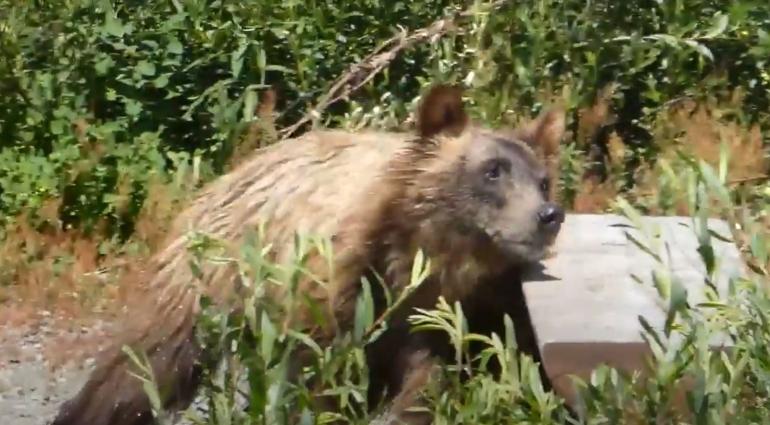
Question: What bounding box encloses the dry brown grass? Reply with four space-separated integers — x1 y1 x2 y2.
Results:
0 176 193 366
132 174 195 253
575 83 618 149
566 88 767 216
683 109 763 181
228 88 279 171
572 177 619 213
566 85 623 213
0 200 103 317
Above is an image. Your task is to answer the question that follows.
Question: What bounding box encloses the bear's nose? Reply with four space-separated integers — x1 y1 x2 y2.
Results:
537 203 565 229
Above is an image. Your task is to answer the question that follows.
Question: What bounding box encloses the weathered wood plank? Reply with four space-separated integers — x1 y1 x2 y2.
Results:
521 213 744 407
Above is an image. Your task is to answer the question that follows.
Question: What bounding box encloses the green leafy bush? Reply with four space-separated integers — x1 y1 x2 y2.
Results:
1 0 768 237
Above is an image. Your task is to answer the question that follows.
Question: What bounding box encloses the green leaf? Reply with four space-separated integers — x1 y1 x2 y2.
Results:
647 33 680 48
125 99 142 116
353 279 374 341
699 160 731 205
718 141 729 183
153 74 170 88
94 56 115 76
665 275 688 334
257 46 267 71
407 248 431 292
141 40 159 50
136 60 156 76
243 89 257 121
751 233 768 266
50 119 66 136
683 40 714 62
103 14 125 37
264 64 296 74
638 315 664 350
286 330 323 357
697 243 716 276
260 310 277 361
704 12 729 39
231 41 249 78
166 37 183 55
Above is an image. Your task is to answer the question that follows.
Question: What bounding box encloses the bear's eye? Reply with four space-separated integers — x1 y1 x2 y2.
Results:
540 177 550 194
483 159 509 181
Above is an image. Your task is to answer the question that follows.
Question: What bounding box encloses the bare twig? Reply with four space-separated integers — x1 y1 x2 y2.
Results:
279 0 510 139
727 175 770 186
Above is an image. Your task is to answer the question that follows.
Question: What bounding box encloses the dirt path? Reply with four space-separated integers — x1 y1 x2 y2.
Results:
0 316 112 425
0 314 220 425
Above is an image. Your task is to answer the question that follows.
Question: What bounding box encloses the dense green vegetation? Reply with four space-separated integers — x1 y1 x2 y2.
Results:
1 0 769 423
2 0 768 235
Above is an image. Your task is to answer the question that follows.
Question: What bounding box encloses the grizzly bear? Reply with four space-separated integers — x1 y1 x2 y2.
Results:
51 84 566 425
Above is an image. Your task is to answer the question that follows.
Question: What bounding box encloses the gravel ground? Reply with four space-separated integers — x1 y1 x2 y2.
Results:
0 317 110 425
0 315 225 425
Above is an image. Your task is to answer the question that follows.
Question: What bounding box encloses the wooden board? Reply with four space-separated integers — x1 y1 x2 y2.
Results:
521 213 744 407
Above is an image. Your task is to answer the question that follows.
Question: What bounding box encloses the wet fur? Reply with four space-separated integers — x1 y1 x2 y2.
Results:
51 85 565 425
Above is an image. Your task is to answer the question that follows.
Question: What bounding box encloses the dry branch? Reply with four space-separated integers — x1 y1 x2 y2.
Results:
728 175 770 186
279 0 510 139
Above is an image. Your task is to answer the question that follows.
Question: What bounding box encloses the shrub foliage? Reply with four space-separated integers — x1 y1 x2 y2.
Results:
1 0 769 423
1 0 768 234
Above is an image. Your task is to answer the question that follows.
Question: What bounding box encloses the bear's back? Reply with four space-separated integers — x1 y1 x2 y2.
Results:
158 129 409 273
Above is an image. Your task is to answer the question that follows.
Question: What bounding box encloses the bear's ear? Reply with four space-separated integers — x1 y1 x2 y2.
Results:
416 84 469 139
514 107 566 159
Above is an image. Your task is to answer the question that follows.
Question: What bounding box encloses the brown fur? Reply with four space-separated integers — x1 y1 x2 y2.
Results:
51 84 566 425
365 264 550 425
